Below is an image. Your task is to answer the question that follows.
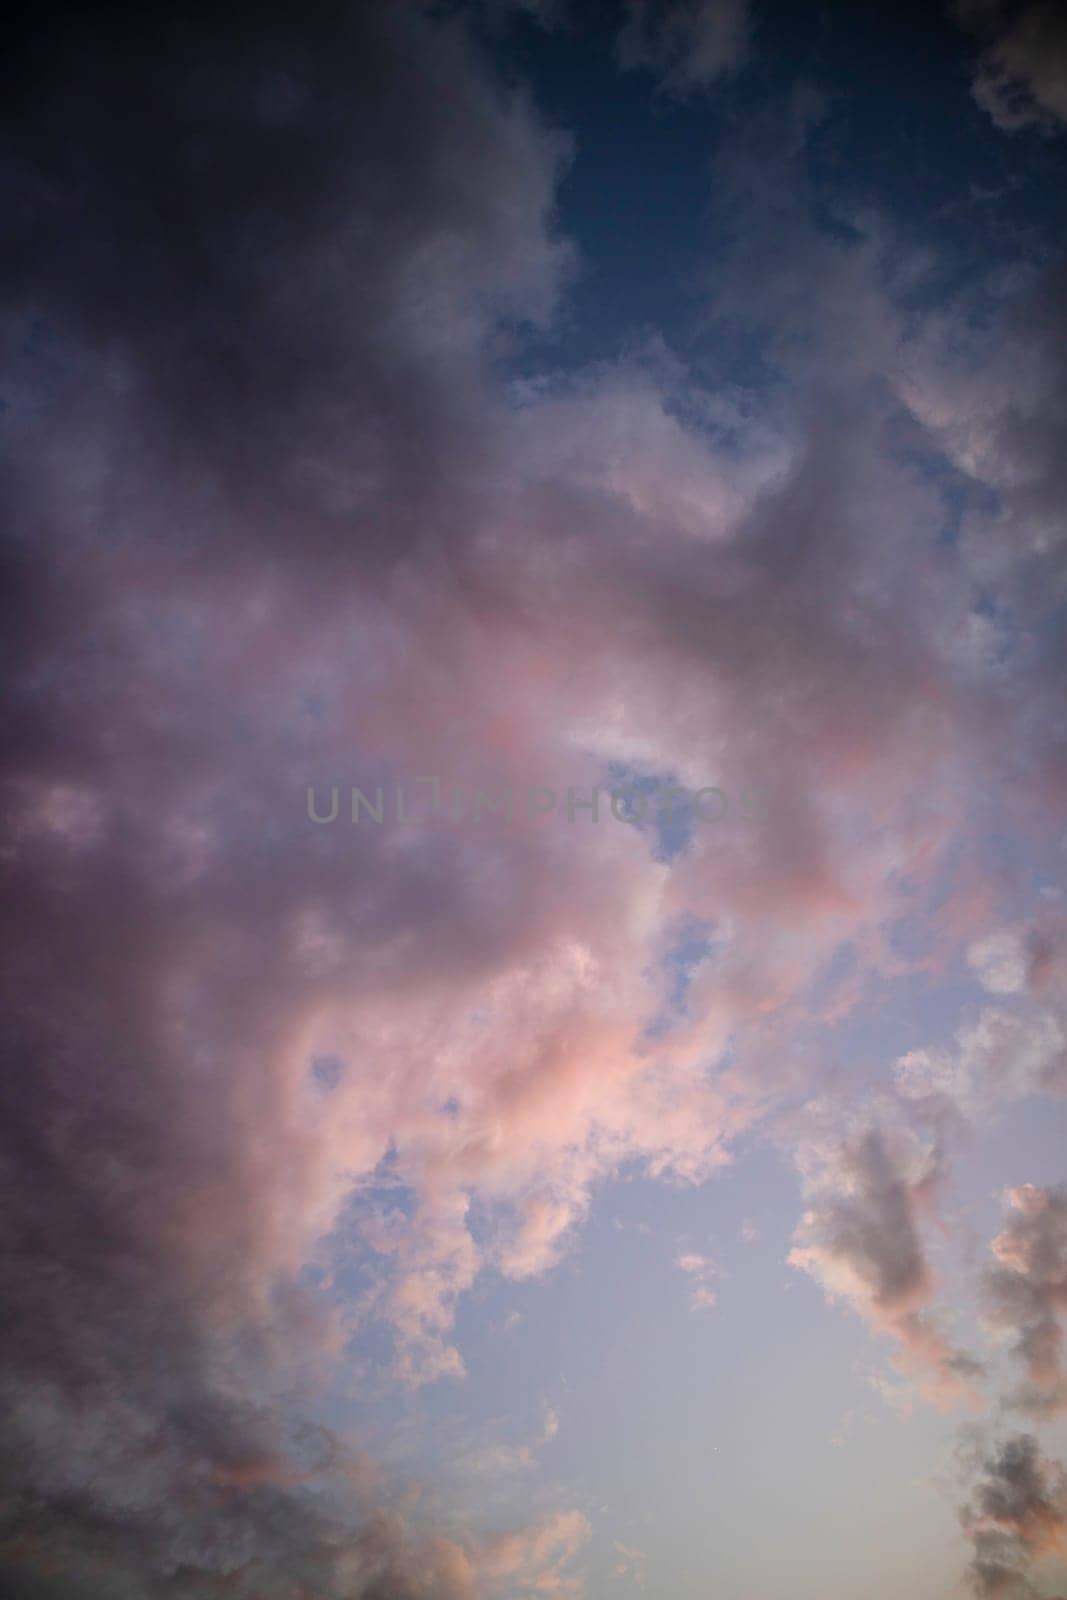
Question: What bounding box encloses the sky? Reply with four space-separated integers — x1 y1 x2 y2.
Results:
2 1 1067 1597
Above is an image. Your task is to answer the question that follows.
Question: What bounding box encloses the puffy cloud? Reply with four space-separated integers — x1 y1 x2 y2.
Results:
983 1185 1067 1418
895 1005 1067 1115
970 928 1036 996
788 1120 982 1405
0 2 591 1590
896 258 1067 690
894 916 1067 1117
675 1250 718 1309
960 1433 1067 1598
478 1510 590 1597
954 1 1067 132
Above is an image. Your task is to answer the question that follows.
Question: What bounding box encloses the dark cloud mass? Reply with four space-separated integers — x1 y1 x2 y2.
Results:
961 1433 1067 1598
0 0 570 590
789 1120 984 1403
0 4 583 1594
984 1186 1067 1419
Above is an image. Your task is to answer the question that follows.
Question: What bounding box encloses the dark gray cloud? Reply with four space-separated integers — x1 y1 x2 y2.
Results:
984 1185 1067 1418
0 0 571 612
789 1120 983 1402
960 1433 1067 1599
0 3 582 1593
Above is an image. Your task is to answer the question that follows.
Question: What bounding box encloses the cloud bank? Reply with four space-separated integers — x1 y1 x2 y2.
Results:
2 2 1067 1596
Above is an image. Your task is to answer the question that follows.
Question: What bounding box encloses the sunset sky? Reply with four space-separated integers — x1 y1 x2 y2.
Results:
2 3 1067 1597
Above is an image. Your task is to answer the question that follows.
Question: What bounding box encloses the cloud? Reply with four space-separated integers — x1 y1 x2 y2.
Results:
954 1 1067 132
675 1250 718 1309
788 1121 982 1405
898 259 1067 718
479 1510 590 1597
613 1540 648 1584
959 1433 1067 1598
615 0 750 93
3 0 1067 1592
0 2 591 1589
895 1006 1067 1116
343 1507 588 1600
982 1185 1067 1418
894 917 1067 1117
970 928 1037 995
